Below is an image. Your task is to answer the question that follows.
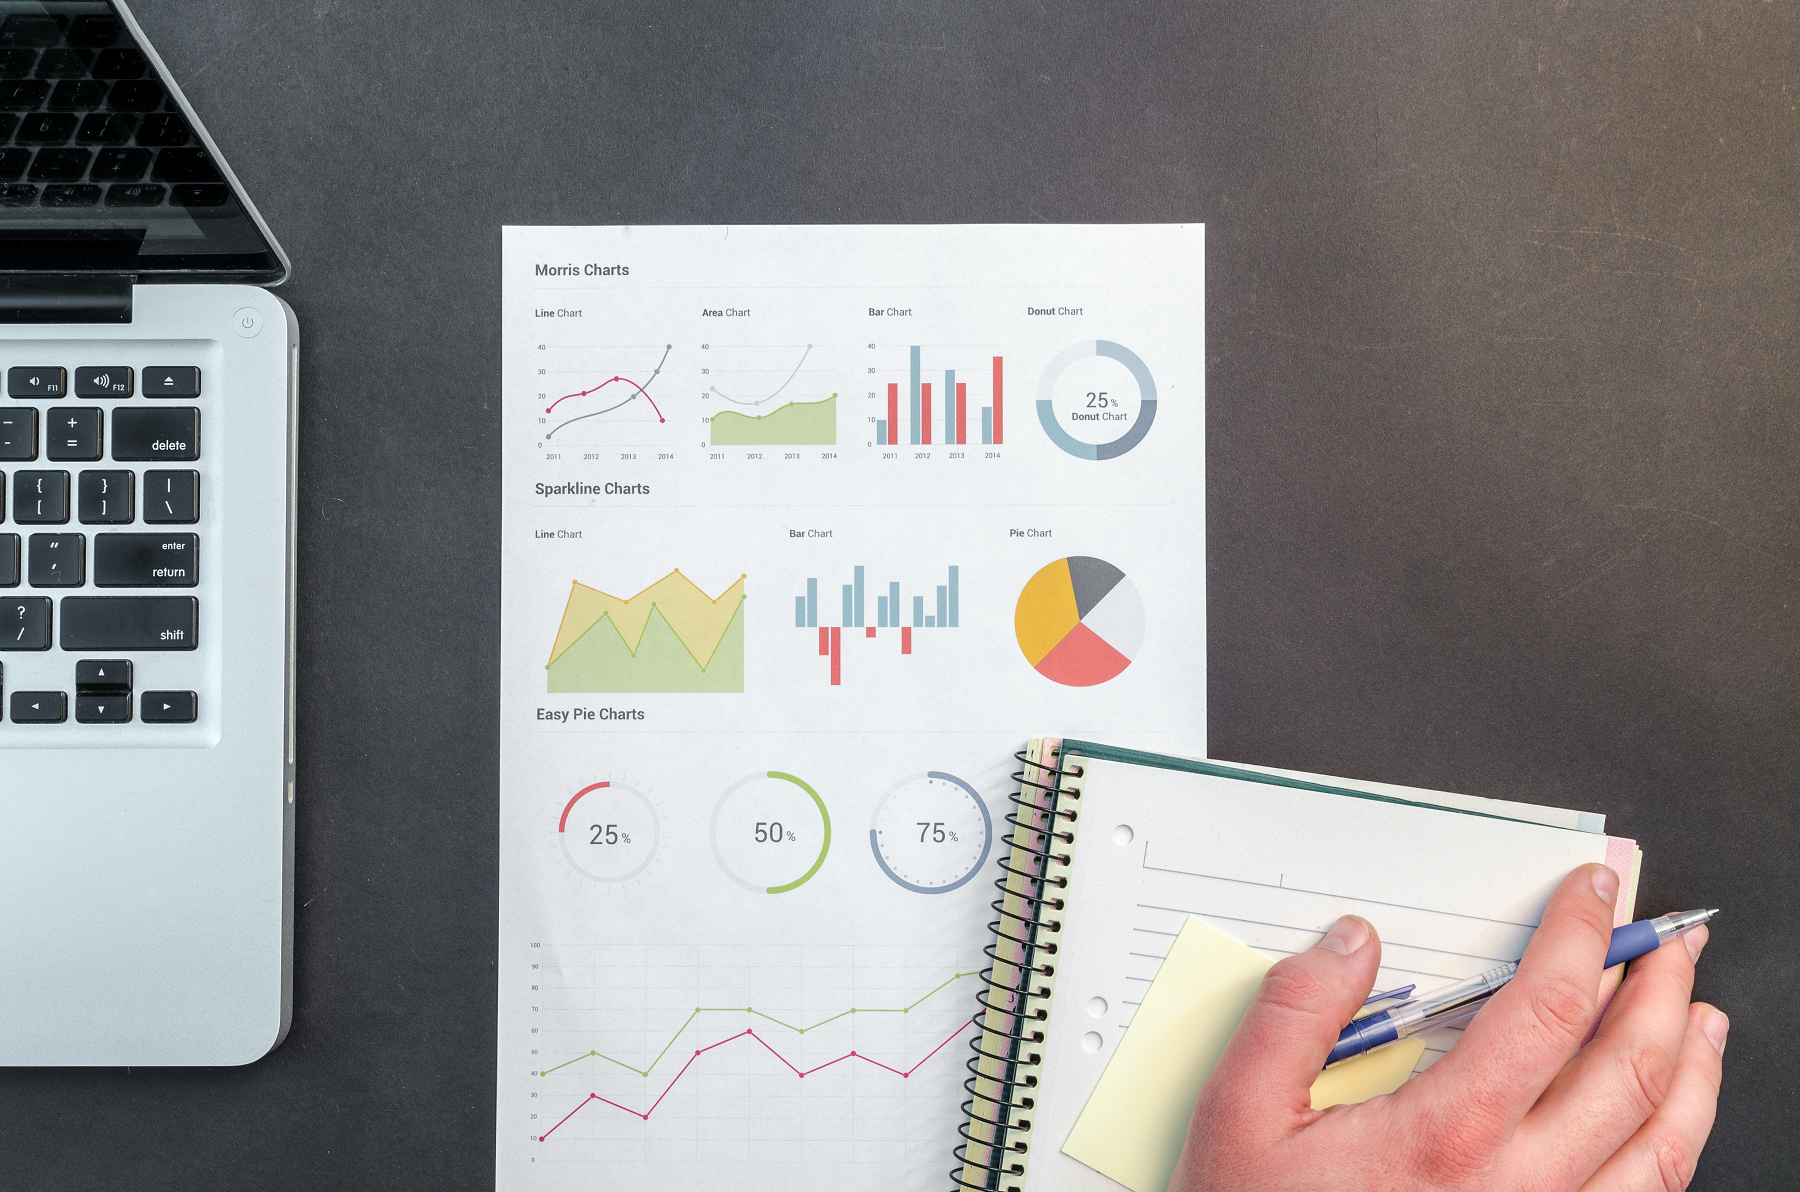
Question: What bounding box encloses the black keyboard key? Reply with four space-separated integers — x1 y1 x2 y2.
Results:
76 111 133 142
95 533 195 587
0 112 16 141
46 407 101 461
0 596 51 650
91 48 144 79
151 148 221 184
16 112 75 144
171 184 227 208
142 470 198 523
0 184 38 206
76 658 131 692
9 366 65 398
0 146 25 181
135 112 190 146
0 535 16 587
28 533 83 587
47 80 107 110
141 690 196 723
106 79 161 111
142 367 200 398
0 408 35 459
90 146 148 180
11 691 65 722
75 693 130 723
0 15 61 48
74 366 132 398
28 147 89 180
12 471 68 523
60 595 196 650
104 182 163 207
0 48 36 77
34 49 91 79
112 408 198 461
67 15 122 49
40 183 100 207
0 78 48 109
78 470 133 524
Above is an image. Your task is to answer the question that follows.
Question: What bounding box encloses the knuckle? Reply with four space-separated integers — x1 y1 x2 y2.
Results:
1256 960 1331 1015
1649 1130 1697 1191
1619 1040 1678 1117
1525 974 1594 1047
1409 1127 1499 1185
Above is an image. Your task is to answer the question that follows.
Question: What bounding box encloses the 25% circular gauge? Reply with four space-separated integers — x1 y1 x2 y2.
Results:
709 771 832 893
557 781 661 883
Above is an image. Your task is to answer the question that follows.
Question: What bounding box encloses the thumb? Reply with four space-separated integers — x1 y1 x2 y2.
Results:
1197 916 1383 1138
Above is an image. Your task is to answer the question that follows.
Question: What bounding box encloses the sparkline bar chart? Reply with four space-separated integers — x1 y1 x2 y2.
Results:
794 564 961 685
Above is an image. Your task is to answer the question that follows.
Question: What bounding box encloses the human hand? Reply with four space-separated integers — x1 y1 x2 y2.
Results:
1171 865 1726 1191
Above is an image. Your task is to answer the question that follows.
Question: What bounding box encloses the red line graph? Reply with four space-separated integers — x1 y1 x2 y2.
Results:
537 1016 975 1140
544 374 667 422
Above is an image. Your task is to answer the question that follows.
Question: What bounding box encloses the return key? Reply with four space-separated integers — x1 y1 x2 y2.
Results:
94 534 198 587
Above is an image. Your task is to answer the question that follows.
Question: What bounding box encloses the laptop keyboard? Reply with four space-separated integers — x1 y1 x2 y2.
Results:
0 10 226 211
1 360 200 725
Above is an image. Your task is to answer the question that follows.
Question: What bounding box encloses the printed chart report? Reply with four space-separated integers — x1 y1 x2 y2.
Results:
497 225 1206 1191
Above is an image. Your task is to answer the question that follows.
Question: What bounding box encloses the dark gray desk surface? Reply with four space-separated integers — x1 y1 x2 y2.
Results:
2 1 1794 1187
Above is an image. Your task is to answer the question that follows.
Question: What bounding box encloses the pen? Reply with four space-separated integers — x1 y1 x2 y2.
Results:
1324 908 1718 1068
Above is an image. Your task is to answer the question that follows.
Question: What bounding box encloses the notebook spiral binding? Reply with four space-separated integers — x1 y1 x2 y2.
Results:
950 738 1085 1192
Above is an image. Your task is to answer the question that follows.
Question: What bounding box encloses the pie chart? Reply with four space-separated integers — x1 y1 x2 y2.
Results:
1014 556 1145 686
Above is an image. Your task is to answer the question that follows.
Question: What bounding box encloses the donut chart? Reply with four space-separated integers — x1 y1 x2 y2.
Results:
1036 339 1158 460
1014 556 1145 686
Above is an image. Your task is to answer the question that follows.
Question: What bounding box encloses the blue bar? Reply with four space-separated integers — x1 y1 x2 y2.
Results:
878 595 888 627
937 585 947 627
912 595 924 627
842 584 853 627
982 407 992 445
926 615 935 627
945 369 955 445
876 418 887 444
795 595 806 628
948 566 959 627
890 581 900 625
910 346 921 445
806 578 817 628
854 566 865 627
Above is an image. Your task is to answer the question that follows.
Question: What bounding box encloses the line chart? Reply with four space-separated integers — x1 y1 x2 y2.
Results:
542 344 672 440
538 967 976 1078
537 1016 976 1137
709 344 812 408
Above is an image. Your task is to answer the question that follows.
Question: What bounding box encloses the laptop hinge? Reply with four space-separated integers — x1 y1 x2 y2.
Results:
0 274 133 324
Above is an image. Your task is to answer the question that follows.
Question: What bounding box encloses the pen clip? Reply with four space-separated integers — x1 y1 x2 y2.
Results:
1361 984 1416 1008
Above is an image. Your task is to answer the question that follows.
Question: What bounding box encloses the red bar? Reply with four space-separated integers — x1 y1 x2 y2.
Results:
866 626 876 638
956 382 967 445
901 626 912 654
921 382 932 445
992 357 1003 444
829 626 841 685
818 626 829 656
886 382 898 445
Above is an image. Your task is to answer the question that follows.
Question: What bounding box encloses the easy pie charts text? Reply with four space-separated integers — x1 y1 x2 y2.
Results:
1013 556 1145 686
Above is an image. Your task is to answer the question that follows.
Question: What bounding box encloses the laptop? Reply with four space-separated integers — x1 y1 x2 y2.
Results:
0 0 295 1064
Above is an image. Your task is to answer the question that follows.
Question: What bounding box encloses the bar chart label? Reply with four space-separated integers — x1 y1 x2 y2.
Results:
1036 340 1158 460
868 771 993 893
710 771 832 893
1014 556 1145 685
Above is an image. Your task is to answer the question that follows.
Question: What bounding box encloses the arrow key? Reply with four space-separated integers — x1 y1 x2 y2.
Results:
10 690 67 723
140 690 195 723
76 694 130 723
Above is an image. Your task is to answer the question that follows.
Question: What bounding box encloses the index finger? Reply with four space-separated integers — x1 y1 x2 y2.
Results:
1422 864 1619 1134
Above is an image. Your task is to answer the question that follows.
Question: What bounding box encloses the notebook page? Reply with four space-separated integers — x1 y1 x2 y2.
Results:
1026 758 1622 1192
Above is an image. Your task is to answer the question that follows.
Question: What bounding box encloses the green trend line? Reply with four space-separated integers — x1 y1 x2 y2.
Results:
539 969 978 1079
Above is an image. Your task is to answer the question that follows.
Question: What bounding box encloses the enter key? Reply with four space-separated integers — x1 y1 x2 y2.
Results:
94 534 198 587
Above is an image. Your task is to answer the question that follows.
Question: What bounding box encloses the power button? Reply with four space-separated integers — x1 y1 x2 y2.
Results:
232 306 263 338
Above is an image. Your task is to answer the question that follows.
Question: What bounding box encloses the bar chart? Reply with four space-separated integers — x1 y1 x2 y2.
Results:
793 563 962 685
873 346 1004 448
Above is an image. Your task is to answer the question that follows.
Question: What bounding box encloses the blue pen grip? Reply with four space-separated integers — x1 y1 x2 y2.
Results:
1327 1010 1399 1067
1604 920 1660 969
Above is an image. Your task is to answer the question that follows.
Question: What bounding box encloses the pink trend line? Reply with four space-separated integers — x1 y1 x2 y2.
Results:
536 1016 977 1141
544 375 667 422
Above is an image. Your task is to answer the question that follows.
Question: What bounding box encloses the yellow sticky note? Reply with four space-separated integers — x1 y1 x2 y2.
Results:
1062 917 1424 1192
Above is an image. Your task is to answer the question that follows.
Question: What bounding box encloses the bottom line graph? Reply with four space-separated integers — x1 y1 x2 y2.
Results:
538 1017 977 1138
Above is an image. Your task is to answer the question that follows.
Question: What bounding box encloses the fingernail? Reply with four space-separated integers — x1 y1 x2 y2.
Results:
1684 923 1709 963
1702 1009 1729 1055
1591 865 1620 905
1317 915 1370 956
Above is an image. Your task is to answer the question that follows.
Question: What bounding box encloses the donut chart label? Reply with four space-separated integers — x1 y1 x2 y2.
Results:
1036 339 1158 460
1014 556 1145 686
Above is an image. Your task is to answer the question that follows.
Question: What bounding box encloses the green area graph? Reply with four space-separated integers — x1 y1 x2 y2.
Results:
547 571 746 693
709 394 837 446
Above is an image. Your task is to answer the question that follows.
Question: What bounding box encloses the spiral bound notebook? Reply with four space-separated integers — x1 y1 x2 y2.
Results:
953 739 1639 1192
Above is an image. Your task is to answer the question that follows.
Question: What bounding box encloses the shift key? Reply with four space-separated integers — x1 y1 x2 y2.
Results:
112 408 199 461
60 596 197 650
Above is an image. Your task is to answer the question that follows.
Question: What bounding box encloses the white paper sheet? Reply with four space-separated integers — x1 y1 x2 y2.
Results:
496 225 1206 1190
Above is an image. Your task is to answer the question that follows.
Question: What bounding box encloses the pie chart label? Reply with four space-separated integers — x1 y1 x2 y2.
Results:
1014 556 1145 686
1036 339 1158 460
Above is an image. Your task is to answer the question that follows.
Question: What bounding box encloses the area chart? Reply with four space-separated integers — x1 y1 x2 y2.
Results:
547 570 746 692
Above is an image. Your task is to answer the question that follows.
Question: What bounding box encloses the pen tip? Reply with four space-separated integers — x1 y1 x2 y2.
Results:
1707 908 1721 917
